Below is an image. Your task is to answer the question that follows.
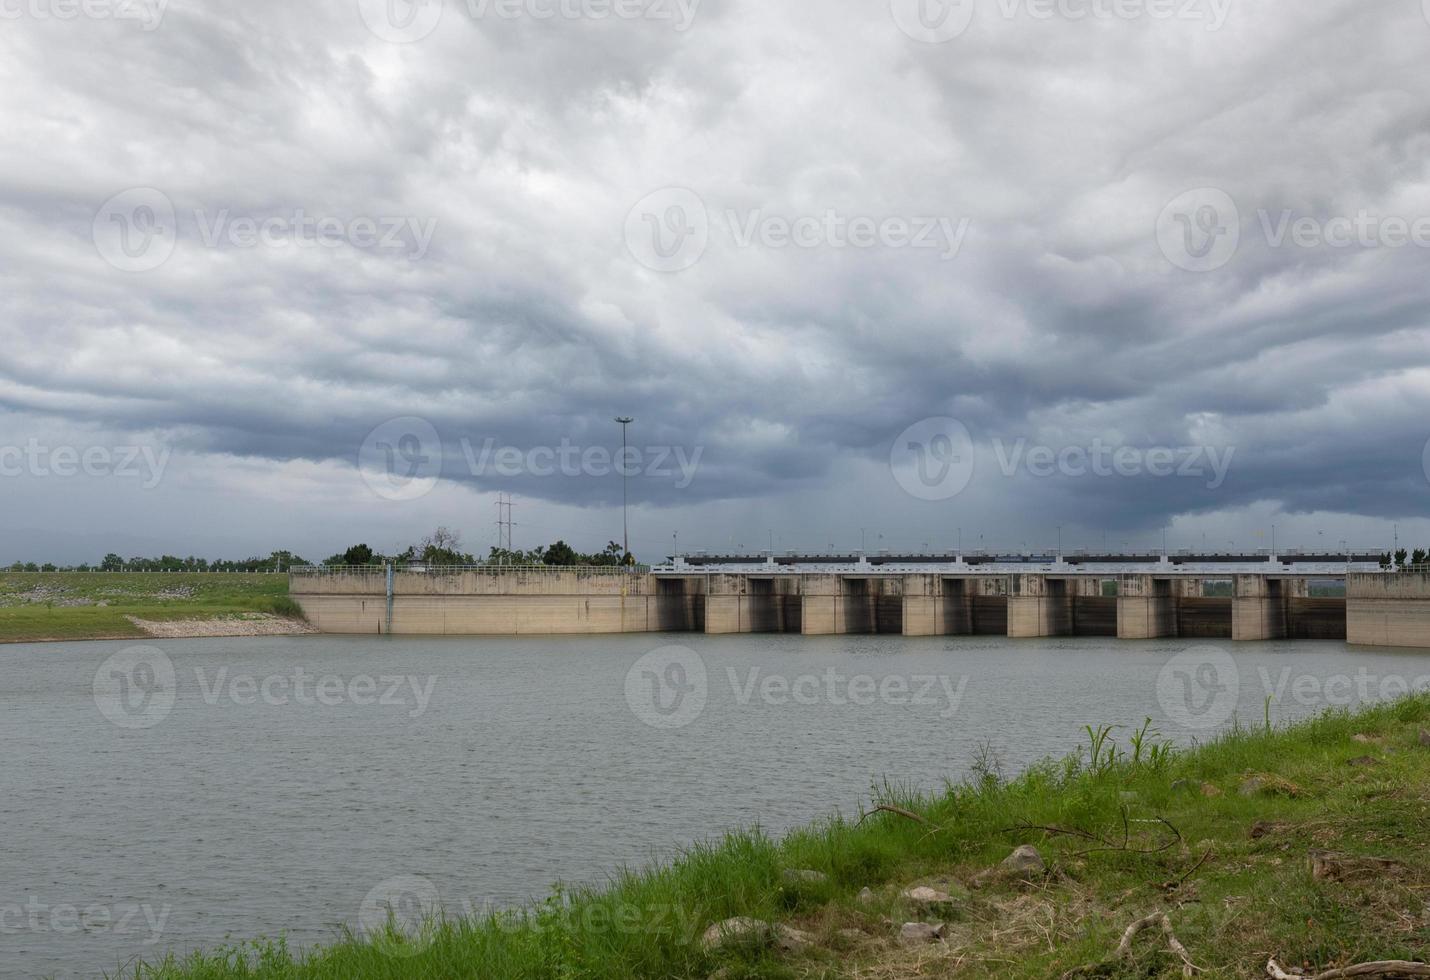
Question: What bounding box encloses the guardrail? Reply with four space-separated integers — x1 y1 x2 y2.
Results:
289 564 640 576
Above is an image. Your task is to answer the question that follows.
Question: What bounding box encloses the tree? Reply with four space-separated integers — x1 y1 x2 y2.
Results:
343 543 376 566
542 540 580 566
101 553 124 571
417 527 473 566
1395 548 1409 569
1413 549 1428 568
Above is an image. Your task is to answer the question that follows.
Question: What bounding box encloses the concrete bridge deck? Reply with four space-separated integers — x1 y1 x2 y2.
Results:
287 565 1430 649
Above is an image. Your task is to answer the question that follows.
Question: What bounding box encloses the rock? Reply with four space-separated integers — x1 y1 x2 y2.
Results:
1418 728 1430 747
1309 850 1403 882
780 869 827 886
1347 755 1382 768
837 928 865 941
1239 774 1300 797
898 921 945 946
701 917 772 951
1201 782 1222 797
1352 733 1382 744
1002 845 1045 877
775 925 814 953
856 887 876 905
902 885 961 911
1249 820 1289 840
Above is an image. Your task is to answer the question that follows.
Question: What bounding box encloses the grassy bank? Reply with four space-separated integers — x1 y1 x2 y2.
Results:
124 696 1430 979
0 572 297 642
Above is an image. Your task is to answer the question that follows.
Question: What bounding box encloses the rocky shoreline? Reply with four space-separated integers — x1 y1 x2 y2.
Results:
125 614 319 638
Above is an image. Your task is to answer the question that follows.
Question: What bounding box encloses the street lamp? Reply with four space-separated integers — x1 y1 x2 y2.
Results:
615 417 634 563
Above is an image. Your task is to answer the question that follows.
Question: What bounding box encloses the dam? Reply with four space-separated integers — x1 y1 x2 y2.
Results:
288 554 1430 649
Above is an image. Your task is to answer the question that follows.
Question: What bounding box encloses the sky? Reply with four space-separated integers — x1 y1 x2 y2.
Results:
1 0 1429 565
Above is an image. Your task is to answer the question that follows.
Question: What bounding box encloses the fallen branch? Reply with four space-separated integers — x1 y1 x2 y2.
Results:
1063 911 1200 978
1267 958 1430 979
857 804 932 827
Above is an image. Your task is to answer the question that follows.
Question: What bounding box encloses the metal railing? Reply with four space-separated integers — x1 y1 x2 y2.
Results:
289 564 640 576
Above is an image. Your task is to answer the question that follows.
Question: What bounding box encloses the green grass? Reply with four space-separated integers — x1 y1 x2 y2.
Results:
118 696 1430 979
0 572 295 642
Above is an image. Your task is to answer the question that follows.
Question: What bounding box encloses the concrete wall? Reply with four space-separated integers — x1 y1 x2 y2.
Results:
287 568 1376 643
1348 572 1430 648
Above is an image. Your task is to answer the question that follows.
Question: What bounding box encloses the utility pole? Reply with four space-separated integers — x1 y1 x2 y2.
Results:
495 494 515 559
615 417 634 562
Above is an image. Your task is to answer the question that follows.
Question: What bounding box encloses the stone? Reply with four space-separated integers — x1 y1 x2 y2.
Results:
1418 728 1430 747
780 869 827 886
701 917 772 951
1239 774 1300 797
1200 782 1222 797
1347 755 1382 768
898 921 945 946
902 885 961 911
1352 733 1382 744
837 928 865 941
856 887 876 905
775 925 814 953
1002 845 1045 876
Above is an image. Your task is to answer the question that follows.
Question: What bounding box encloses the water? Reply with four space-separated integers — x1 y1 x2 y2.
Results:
3 633 1428 978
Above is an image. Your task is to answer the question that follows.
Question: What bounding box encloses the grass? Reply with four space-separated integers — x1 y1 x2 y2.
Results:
118 696 1430 979
0 572 296 642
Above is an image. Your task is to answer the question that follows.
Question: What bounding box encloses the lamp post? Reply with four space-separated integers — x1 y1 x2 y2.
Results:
615 416 634 562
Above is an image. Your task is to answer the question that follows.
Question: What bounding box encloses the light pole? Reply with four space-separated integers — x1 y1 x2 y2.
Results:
615 416 634 562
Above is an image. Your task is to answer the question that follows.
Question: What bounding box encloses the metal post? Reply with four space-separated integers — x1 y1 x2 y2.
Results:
615 416 634 561
385 562 394 635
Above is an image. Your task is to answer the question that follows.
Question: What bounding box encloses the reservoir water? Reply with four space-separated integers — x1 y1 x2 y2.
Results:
3 633 1429 978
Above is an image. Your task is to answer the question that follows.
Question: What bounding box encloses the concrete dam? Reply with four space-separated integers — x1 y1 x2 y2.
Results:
289 556 1430 649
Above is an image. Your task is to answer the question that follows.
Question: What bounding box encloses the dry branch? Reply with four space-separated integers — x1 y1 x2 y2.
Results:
1267 958 1430 979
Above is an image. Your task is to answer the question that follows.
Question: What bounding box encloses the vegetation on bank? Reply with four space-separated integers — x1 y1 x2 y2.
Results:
0 572 295 642
121 697 1430 979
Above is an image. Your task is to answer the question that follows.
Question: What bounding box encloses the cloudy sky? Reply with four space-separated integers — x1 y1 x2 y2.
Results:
2 0 1429 564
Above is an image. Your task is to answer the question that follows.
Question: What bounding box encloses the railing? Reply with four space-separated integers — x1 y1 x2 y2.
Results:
289 565 635 574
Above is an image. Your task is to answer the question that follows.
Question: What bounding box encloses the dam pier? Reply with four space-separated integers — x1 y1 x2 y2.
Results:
289 554 1430 649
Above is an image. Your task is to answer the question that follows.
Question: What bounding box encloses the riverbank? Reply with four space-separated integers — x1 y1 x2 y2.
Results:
0 572 301 642
125 695 1430 979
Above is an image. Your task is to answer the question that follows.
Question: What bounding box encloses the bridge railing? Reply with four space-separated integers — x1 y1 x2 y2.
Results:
289 564 639 576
